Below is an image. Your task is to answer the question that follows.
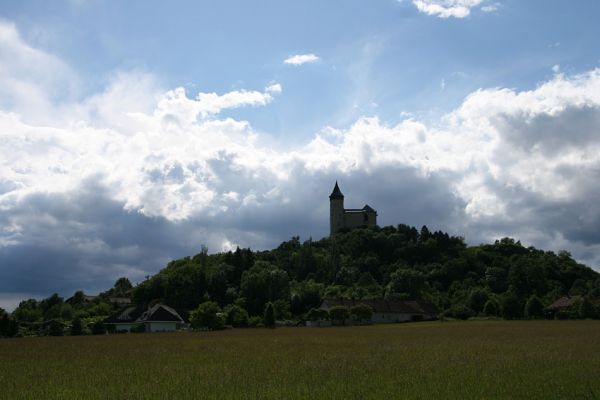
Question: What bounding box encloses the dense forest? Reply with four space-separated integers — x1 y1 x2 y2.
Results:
2 224 600 337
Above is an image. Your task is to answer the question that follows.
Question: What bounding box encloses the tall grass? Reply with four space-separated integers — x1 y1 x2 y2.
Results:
1 321 599 399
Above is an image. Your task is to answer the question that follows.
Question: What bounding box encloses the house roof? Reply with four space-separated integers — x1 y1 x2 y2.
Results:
546 296 582 310
109 297 132 305
329 181 344 200
105 303 185 325
321 298 436 315
362 204 377 213
140 304 184 323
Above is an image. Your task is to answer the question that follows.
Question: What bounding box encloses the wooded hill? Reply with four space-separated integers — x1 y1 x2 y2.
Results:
3 224 600 337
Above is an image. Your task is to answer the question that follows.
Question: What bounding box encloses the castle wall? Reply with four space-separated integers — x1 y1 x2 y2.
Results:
343 211 376 230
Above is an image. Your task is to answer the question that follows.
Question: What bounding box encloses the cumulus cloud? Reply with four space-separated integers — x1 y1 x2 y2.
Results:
2 21 600 308
410 0 492 18
284 53 320 66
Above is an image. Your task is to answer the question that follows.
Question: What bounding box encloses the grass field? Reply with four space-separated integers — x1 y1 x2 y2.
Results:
1 321 600 399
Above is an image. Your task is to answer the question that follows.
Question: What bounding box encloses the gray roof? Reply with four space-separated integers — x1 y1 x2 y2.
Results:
329 181 344 200
321 298 437 315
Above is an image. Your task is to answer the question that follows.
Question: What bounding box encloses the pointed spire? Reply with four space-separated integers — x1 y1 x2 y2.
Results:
329 181 344 200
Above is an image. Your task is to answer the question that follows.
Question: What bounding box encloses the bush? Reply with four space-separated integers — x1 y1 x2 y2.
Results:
91 320 106 335
190 301 224 331
501 292 522 320
449 305 473 320
131 324 146 333
248 316 263 327
350 304 373 321
224 305 249 327
524 295 545 319
483 300 499 316
70 318 83 336
329 306 350 323
468 289 489 314
306 308 329 321
263 302 275 328
579 297 595 319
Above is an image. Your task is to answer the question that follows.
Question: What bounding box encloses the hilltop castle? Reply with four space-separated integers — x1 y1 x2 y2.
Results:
329 181 377 235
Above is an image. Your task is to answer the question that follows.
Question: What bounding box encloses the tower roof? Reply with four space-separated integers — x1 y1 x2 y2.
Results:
329 181 344 200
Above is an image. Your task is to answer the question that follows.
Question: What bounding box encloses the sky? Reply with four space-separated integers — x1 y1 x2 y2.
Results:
1 0 600 310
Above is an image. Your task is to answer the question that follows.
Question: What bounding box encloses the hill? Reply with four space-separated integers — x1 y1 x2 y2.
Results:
3 224 600 337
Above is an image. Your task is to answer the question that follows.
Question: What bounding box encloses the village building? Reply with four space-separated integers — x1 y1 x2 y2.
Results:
104 303 185 332
314 298 437 325
330 181 377 235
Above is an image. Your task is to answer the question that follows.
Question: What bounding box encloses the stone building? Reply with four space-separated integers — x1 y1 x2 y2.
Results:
329 181 377 235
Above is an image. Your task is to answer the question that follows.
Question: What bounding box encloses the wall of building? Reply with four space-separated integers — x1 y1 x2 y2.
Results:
145 322 177 332
330 198 345 234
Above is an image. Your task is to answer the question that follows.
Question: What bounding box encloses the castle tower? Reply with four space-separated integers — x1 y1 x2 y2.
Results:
329 181 345 235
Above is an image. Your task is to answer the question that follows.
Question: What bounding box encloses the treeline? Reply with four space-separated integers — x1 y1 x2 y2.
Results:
3 225 600 337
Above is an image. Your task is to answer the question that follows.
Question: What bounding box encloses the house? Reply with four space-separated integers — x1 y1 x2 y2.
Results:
546 295 582 313
329 182 377 235
316 298 437 325
104 303 185 332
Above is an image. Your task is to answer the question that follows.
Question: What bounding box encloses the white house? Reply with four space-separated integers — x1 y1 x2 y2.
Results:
316 298 437 325
104 303 185 332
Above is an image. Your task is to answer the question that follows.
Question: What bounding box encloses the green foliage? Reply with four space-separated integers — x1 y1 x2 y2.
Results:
350 304 373 321
70 318 83 336
468 289 489 314
190 301 224 331
329 306 350 322
483 299 499 316
91 320 105 335
263 302 275 328
524 295 545 319
306 308 329 321
578 297 595 319
224 304 249 327
501 292 522 320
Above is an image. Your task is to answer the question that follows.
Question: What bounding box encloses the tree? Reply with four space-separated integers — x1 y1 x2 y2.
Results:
468 288 489 314
113 277 133 295
579 297 595 319
71 318 83 336
500 292 522 320
329 306 350 324
190 301 224 330
483 300 499 316
224 304 249 327
306 308 329 321
263 302 275 328
524 295 545 319
350 304 373 322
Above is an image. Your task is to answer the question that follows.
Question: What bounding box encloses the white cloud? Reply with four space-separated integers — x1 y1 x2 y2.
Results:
2 20 600 303
0 20 77 122
410 0 493 18
284 53 320 66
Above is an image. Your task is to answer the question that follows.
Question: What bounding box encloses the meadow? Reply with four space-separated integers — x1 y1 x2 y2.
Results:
1 320 600 399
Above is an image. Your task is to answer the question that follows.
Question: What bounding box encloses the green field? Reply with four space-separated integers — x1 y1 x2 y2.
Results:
1 321 600 399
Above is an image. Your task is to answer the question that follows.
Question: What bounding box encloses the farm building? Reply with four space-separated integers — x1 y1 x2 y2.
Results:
104 303 185 332
316 298 437 325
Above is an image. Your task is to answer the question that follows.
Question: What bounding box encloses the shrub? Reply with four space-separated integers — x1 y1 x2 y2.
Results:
190 301 224 331
501 292 522 320
350 304 373 321
70 318 83 336
131 324 146 333
524 295 545 319
483 300 499 316
306 308 329 321
248 316 263 327
224 305 249 327
329 306 350 323
263 302 275 328
579 297 595 319
91 320 106 335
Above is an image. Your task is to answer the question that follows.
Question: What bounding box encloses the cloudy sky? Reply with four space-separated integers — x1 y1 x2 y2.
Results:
1 0 600 310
